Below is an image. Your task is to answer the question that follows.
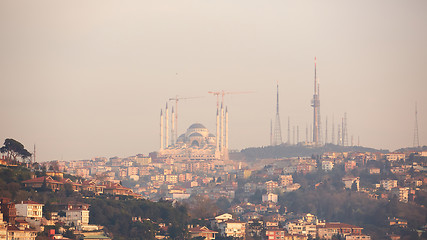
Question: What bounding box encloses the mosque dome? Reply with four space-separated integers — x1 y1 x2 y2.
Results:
188 123 206 129
189 132 203 138
176 134 186 143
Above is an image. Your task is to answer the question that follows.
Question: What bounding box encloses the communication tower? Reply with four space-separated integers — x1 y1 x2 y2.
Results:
273 83 283 145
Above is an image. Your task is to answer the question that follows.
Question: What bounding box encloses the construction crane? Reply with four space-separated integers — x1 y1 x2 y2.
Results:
208 90 254 109
168 95 203 143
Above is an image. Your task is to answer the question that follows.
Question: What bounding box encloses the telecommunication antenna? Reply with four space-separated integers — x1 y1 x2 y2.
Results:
414 102 420 147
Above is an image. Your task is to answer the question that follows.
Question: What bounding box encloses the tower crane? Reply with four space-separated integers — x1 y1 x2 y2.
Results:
168 95 203 142
208 90 254 109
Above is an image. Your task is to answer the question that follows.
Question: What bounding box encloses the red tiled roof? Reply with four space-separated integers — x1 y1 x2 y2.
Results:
189 226 218 233
22 176 62 184
7 225 36 231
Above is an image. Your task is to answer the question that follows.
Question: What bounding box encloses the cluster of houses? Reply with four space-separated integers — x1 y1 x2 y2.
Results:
0 198 110 240
21 175 141 199
187 213 371 240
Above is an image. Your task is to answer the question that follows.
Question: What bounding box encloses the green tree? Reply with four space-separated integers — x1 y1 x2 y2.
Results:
0 138 32 164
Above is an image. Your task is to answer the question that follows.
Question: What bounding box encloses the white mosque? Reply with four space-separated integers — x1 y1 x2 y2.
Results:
158 103 229 161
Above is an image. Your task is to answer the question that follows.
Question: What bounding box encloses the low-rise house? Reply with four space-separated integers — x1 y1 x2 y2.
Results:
345 234 371 240
380 179 398 191
262 193 278 203
388 217 408 228
211 213 233 229
342 177 359 191
22 176 62 191
317 222 363 240
368 168 380 174
266 228 308 240
188 226 217 240
6 225 37 240
218 219 246 238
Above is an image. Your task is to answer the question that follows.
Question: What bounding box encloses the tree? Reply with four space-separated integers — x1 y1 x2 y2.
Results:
0 138 32 164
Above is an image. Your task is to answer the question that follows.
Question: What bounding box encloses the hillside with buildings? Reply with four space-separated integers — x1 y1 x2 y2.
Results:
1 138 427 240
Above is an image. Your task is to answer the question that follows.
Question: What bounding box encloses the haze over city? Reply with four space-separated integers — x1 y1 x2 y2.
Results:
1 0 426 161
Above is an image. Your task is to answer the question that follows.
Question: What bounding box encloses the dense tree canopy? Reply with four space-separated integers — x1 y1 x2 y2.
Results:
0 138 32 163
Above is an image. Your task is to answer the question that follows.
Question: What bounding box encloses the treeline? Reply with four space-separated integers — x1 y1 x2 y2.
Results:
87 198 189 240
241 144 388 161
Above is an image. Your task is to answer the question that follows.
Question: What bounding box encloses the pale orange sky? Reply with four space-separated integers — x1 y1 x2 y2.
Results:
1 1 426 161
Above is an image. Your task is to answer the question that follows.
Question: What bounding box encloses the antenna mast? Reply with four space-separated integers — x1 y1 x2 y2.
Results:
414 102 420 148
273 82 283 145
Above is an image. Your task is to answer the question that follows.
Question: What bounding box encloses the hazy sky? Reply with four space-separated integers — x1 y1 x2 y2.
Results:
1 1 426 161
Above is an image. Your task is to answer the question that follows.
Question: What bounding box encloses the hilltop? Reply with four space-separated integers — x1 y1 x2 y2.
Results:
240 144 389 161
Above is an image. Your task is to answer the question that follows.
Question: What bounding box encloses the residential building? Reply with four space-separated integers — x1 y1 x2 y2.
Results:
188 226 217 240
279 175 293 186
317 222 363 240
322 161 334 171
211 213 233 229
342 177 359 191
286 221 317 238
262 193 278 203
391 187 409 203
386 153 405 162
266 228 286 240
15 201 44 228
368 168 380 175
345 234 371 240
218 220 246 238
6 226 37 240
65 209 90 226
266 181 279 193
0 198 16 225
345 161 356 172
380 179 398 191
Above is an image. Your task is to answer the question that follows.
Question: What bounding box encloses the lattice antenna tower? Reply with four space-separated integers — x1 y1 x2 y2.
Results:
273 82 283 145
331 115 335 145
311 57 321 146
325 116 328 144
343 112 348 146
288 116 291 144
414 102 420 148
270 119 273 146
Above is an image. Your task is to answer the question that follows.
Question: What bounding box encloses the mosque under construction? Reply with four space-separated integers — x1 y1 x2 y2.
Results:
157 103 229 161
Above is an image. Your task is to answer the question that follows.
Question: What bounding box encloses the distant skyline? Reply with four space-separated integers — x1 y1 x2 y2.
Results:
1 1 426 161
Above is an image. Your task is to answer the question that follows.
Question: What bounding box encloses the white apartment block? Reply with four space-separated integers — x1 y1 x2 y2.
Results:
322 160 334 171
15 201 43 220
380 179 398 191
65 209 90 226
